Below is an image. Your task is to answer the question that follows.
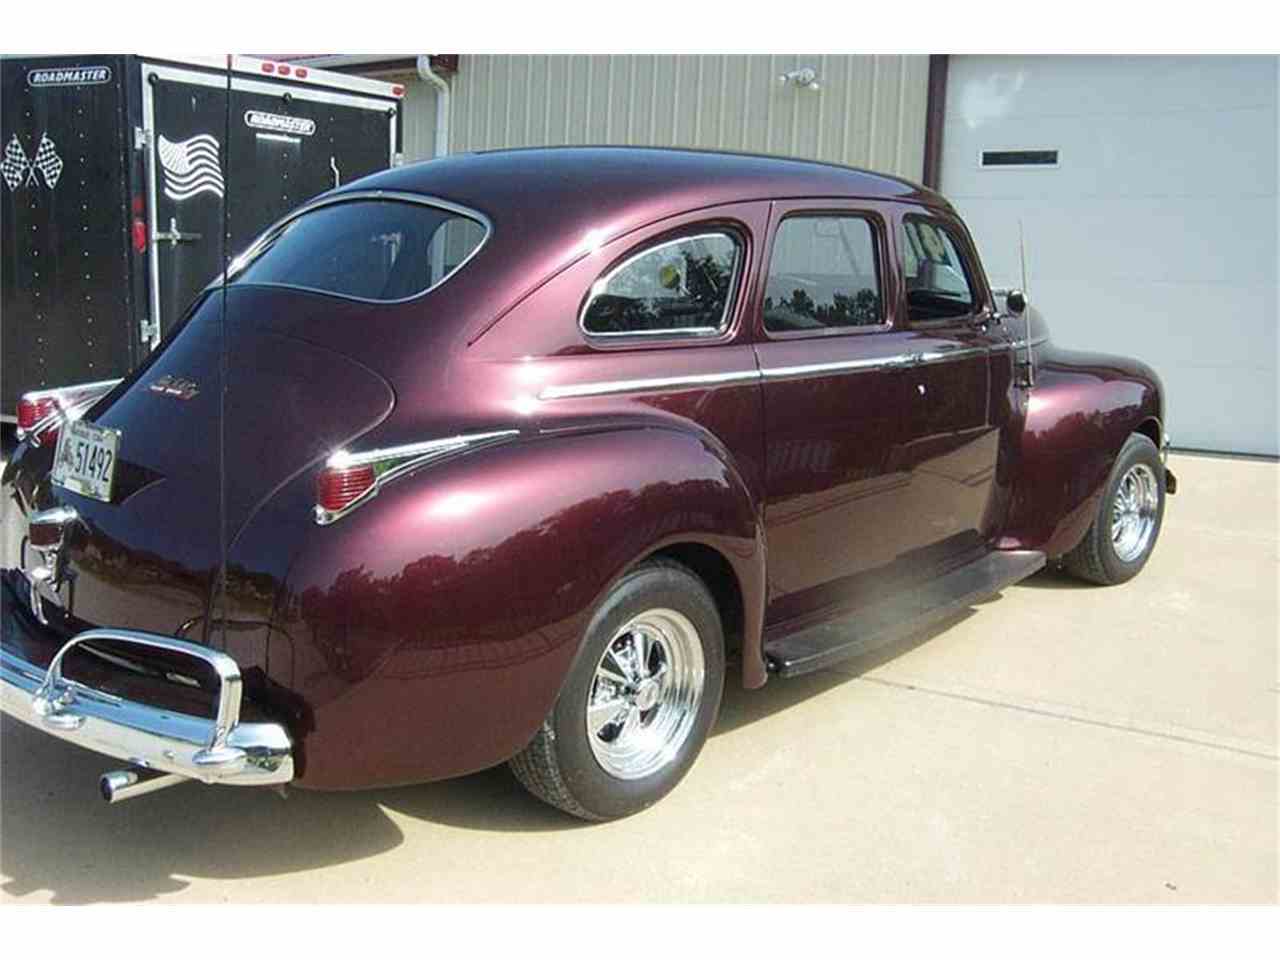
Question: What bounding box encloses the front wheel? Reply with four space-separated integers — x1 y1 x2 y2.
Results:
1062 432 1167 585
509 558 725 821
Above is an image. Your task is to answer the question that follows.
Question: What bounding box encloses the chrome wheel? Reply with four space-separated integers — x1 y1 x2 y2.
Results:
586 608 705 780
1111 463 1160 562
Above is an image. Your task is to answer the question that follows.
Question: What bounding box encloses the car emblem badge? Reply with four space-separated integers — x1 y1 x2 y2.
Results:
149 375 200 400
25 505 78 625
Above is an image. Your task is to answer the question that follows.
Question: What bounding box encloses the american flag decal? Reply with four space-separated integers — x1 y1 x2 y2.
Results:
157 133 224 201
1 132 63 191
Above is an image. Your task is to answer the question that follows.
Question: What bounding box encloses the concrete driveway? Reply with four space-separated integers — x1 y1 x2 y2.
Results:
1 452 1275 903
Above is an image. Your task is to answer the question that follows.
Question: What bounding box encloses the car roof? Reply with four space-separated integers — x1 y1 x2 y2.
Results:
330 147 951 338
356 145 942 207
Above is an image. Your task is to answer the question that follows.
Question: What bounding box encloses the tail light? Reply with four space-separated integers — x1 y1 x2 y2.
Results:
17 396 58 439
16 379 123 447
316 462 377 516
313 430 520 525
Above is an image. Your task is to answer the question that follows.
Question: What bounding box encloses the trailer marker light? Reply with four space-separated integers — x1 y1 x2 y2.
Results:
392 85 405 97
278 64 292 76
261 62 275 74
132 218 147 253
295 68 308 78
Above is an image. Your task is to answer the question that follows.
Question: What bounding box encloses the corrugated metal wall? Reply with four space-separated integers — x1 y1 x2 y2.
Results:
391 55 929 180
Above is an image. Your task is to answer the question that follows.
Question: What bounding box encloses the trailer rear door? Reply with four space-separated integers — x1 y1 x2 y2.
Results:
1 57 133 413
138 62 398 349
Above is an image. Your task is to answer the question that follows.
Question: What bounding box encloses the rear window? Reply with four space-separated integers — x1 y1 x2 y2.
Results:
231 199 488 302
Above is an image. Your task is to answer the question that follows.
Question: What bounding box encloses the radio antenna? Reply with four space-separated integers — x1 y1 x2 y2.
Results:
1017 218 1035 388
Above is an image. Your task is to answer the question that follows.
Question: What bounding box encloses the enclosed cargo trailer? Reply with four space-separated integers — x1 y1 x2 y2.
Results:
1 54 403 418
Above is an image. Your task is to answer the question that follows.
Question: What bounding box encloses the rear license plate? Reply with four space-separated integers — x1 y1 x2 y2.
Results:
51 419 120 503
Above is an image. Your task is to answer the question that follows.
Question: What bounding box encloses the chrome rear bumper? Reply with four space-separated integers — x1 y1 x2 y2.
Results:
1 627 294 787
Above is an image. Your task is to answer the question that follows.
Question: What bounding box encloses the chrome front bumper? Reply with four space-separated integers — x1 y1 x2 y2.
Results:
1 627 294 787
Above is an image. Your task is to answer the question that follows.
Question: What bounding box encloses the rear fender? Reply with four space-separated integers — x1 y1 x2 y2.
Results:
274 424 764 789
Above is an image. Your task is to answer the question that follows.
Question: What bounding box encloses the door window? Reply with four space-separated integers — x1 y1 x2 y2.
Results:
900 218 977 323
580 232 742 337
763 216 884 332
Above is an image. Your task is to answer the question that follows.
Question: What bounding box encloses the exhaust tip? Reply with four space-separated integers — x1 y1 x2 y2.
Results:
99 769 139 804
99 767 188 804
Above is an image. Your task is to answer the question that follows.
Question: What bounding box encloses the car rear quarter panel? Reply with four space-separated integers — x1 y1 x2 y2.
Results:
274 426 764 789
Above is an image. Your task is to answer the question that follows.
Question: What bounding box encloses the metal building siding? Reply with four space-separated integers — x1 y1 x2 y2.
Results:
398 55 929 180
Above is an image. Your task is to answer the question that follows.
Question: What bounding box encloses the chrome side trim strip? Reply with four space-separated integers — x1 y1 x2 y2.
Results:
326 430 520 470
764 346 988 380
540 341 1021 400
762 356 903 380
2 628 293 786
1002 335 1049 350
315 429 521 525
540 369 761 400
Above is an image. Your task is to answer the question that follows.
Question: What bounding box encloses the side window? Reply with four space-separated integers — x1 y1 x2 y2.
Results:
581 232 741 336
900 218 976 322
763 216 884 333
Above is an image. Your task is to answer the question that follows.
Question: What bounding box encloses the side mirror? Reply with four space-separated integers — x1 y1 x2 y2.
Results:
1005 289 1027 315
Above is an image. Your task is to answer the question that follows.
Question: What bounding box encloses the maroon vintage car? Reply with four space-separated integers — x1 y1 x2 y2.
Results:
1 147 1175 820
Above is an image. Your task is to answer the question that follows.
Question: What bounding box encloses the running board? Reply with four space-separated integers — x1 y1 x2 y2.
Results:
764 550 1046 678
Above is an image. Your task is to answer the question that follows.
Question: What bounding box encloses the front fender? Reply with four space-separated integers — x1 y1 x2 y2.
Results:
273 425 764 789
1000 344 1164 557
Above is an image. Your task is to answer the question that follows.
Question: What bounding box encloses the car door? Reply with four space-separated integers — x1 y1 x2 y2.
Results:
893 210 1014 567
753 202 921 627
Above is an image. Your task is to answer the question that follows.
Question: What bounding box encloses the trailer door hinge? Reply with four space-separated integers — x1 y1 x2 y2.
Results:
133 126 152 152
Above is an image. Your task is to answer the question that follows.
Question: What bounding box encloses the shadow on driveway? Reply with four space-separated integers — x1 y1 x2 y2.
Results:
1 599 986 903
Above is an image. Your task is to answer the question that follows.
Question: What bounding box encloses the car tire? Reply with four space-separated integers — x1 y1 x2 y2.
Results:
1061 432 1166 585
509 558 725 821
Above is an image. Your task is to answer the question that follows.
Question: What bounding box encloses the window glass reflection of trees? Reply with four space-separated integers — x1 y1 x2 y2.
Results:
764 217 883 332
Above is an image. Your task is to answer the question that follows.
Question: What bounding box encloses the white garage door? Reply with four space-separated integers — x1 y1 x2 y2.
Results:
940 55 1278 455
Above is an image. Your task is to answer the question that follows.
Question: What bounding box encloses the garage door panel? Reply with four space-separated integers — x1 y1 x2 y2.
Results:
1162 364 1276 456
942 55 1278 454
947 55 1277 124
943 105 1276 201
952 195 1274 290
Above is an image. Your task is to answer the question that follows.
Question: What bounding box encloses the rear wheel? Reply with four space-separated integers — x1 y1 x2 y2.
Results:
1062 433 1166 585
509 558 725 821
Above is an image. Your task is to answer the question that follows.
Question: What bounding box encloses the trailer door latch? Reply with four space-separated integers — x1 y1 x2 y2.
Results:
139 316 160 348
154 217 202 246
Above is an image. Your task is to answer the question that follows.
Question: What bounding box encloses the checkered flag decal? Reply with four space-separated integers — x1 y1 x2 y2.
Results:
1 134 28 191
32 134 63 189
